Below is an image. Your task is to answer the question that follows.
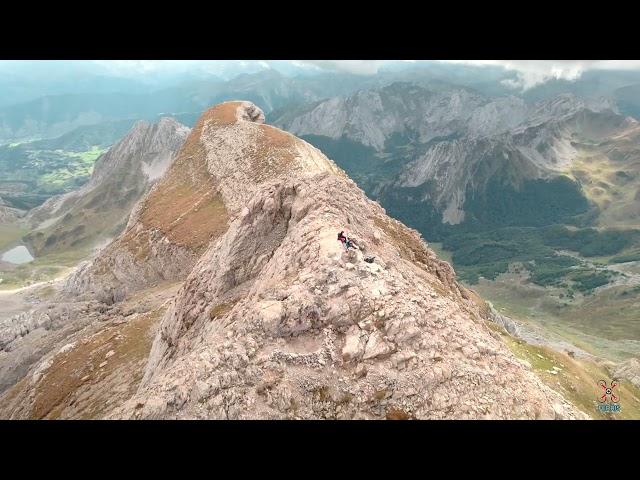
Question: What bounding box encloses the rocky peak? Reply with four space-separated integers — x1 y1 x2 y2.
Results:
198 101 343 214
90 117 188 185
236 102 266 124
62 101 346 302
523 93 615 128
0 101 586 419
56 101 583 419
151 117 192 148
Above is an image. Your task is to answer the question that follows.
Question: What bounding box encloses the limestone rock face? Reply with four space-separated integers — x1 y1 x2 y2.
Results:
112 167 581 419
1 101 587 420
90 102 580 420
612 358 640 389
273 84 628 227
62 101 342 303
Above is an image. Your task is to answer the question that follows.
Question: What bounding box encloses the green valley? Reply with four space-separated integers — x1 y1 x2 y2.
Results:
0 121 135 209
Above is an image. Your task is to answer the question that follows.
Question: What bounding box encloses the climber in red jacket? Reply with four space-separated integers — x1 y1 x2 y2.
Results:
337 231 357 250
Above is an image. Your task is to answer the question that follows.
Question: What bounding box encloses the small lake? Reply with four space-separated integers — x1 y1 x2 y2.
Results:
1 245 34 264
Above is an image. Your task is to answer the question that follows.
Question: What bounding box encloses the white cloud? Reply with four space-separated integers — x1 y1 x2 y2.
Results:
26 60 640 88
438 60 640 90
296 60 640 84
296 60 389 75
92 60 197 74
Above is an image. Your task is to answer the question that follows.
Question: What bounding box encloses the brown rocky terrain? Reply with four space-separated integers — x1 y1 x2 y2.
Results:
0 101 586 419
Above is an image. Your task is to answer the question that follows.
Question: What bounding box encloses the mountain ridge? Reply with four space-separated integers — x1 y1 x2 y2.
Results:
0 101 584 419
62 101 342 303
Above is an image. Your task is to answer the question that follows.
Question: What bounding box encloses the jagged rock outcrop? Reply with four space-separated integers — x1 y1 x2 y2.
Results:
0 300 98 394
612 357 640 389
275 85 615 152
0 196 23 224
0 282 179 418
1 101 586 419
24 118 190 255
276 84 526 151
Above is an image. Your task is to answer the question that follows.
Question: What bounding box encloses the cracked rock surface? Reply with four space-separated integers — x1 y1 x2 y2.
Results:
1 101 586 420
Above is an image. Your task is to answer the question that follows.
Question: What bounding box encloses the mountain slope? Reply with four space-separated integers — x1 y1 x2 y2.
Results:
23 118 190 256
114 102 582 419
63 101 342 303
565 119 640 228
271 84 640 370
0 120 143 212
615 83 640 120
0 196 23 223
273 84 626 230
0 101 584 419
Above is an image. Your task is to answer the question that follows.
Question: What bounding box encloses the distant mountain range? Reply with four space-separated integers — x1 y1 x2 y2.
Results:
271 82 640 317
4 65 640 146
0 70 376 145
272 83 638 233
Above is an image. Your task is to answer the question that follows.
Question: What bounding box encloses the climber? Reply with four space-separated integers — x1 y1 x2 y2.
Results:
337 231 357 250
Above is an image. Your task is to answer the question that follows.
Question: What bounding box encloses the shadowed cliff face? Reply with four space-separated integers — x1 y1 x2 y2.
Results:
0 101 586 420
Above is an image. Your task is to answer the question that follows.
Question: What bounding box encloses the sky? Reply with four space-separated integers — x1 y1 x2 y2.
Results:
95 60 640 89
298 60 640 89
3 60 640 90
435 60 640 89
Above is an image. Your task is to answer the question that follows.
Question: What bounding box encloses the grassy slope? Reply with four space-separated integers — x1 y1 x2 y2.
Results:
36 146 105 192
566 130 640 230
473 272 640 362
0 245 91 290
487 321 640 419
431 130 640 367
0 224 28 251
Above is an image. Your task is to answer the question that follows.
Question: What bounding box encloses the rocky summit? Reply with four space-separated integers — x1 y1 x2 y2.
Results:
0 101 585 419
